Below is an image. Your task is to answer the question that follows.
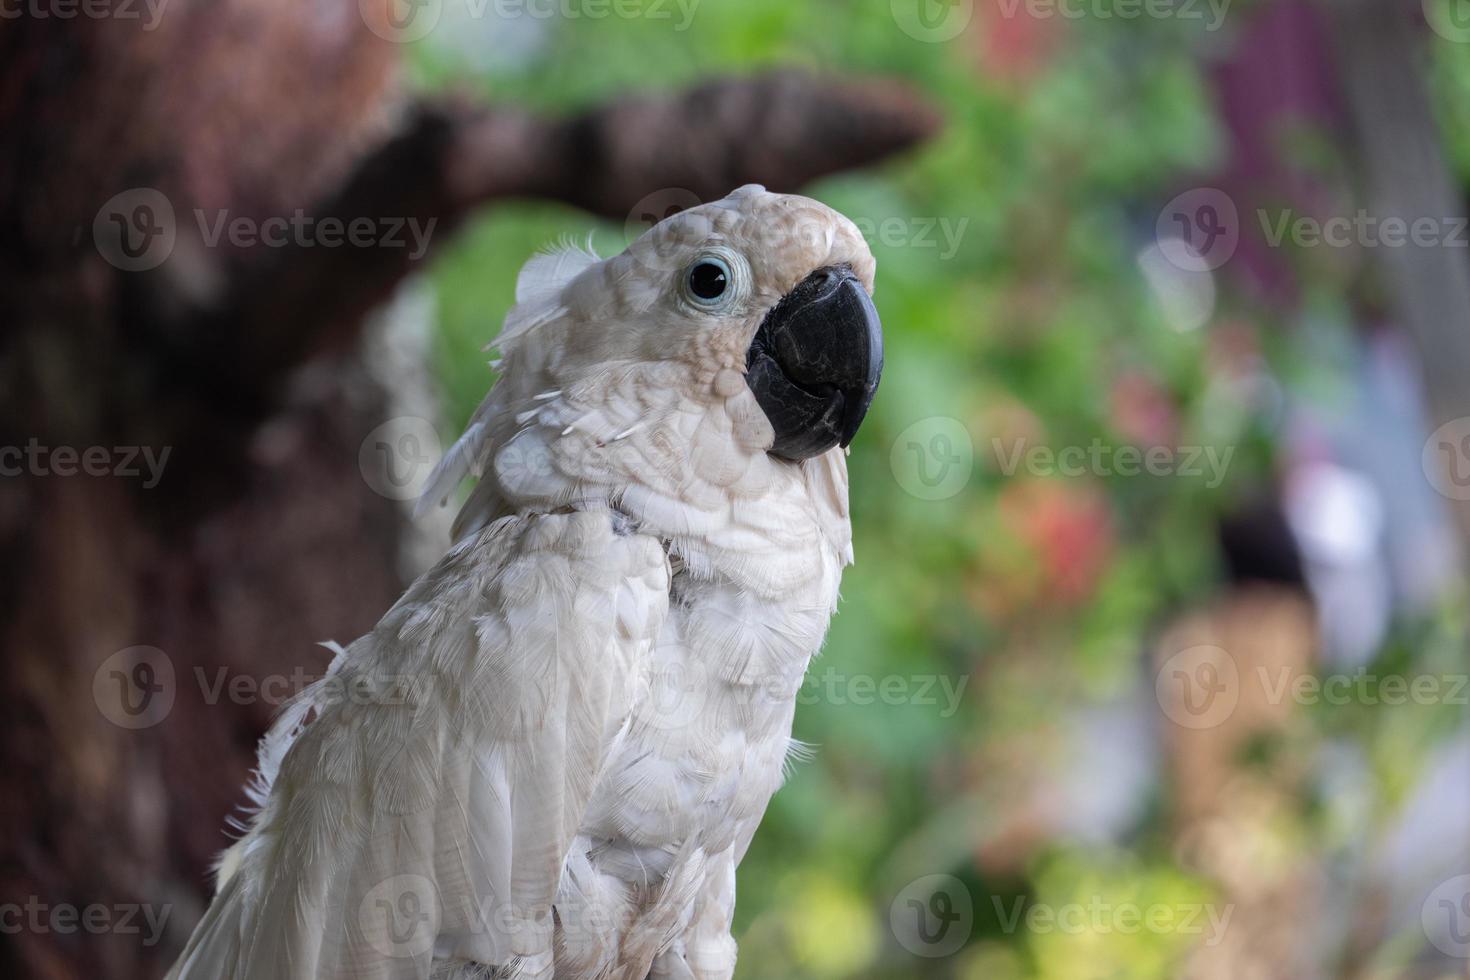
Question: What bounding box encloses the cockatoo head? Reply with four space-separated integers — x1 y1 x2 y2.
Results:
426 185 882 569
595 184 883 460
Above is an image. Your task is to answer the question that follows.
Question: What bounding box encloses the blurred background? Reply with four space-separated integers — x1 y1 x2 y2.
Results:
3 0 1470 977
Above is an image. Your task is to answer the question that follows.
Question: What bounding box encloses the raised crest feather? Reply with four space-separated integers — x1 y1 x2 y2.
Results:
494 237 601 350
514 237 601 307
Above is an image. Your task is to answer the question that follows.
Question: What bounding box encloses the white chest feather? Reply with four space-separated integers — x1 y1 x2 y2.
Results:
545 537 842 980
583 551 839 864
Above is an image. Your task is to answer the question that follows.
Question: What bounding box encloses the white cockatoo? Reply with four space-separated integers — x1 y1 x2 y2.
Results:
167 185 883 980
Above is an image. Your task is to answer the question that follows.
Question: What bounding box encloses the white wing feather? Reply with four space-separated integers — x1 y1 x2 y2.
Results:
167 511 669 980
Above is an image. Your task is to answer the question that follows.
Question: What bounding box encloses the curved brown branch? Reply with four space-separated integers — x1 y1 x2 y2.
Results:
192 71 942 404
490 69 945 218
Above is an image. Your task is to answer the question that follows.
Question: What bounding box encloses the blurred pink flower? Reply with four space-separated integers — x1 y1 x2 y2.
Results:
997 480 1115 607
1108 370 1179 448
972 1 1065 85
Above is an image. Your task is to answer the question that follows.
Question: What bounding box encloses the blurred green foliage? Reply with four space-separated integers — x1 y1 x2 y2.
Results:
410 3 1470 977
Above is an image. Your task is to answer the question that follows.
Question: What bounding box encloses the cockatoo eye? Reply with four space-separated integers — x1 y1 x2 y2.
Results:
678 247 748 313
686 258 731 304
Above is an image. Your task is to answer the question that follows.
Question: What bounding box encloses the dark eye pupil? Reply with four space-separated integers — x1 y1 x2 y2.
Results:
689 262 728 300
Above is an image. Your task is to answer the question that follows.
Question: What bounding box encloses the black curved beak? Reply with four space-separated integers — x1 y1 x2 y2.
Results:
745 265 884 461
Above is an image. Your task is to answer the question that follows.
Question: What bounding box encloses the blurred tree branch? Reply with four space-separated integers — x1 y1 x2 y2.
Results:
198 73 940 403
